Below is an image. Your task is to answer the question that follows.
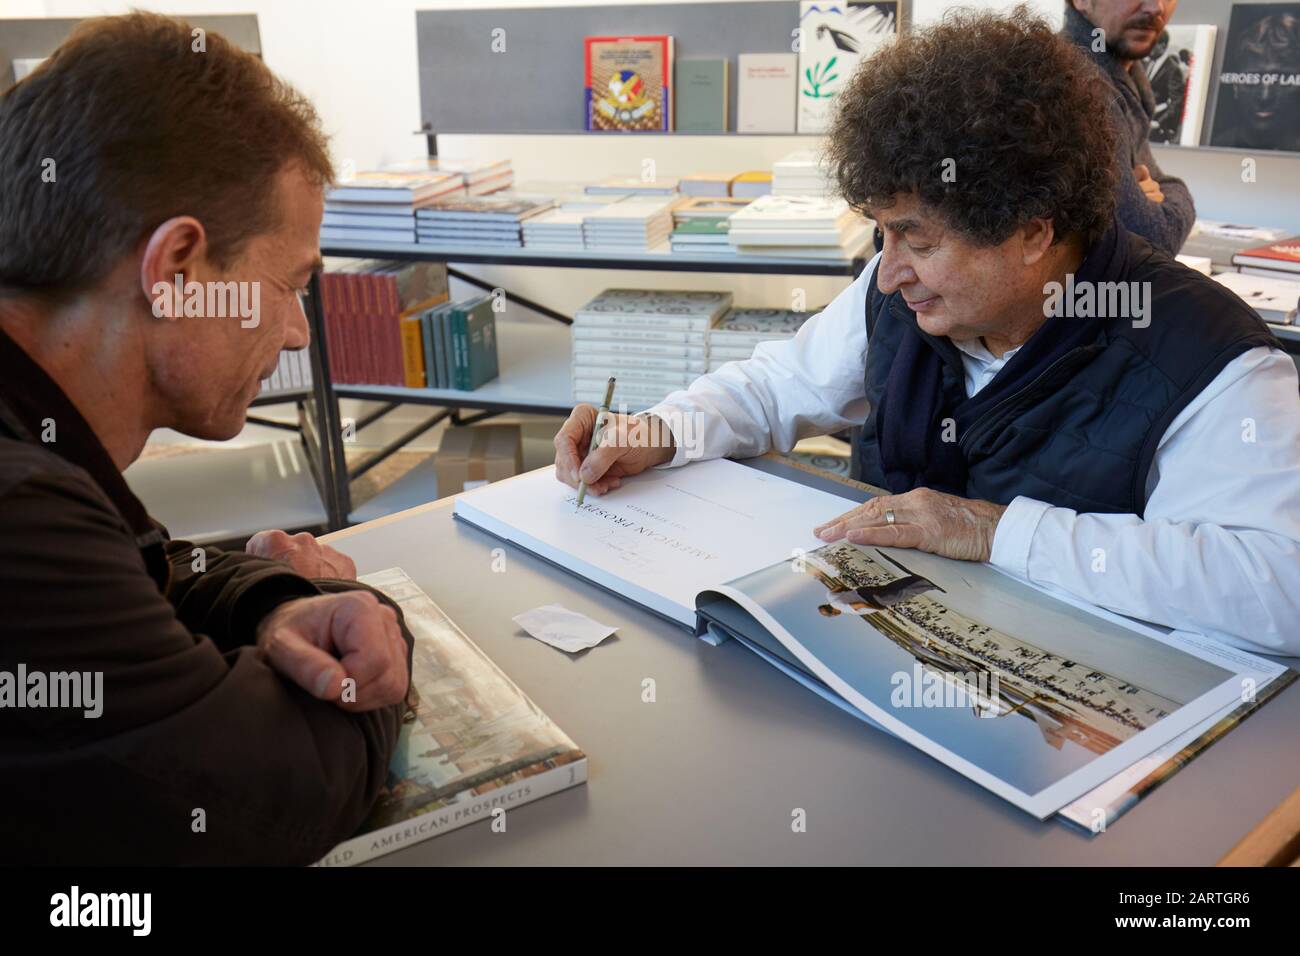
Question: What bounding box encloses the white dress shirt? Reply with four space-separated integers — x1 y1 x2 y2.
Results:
646 253 1300 657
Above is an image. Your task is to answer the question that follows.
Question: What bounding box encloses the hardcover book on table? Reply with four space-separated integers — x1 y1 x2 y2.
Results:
452 460 1288 822
585 35 674 132
316 568 586 866
1209 3 1300 152
1231 235 1300 274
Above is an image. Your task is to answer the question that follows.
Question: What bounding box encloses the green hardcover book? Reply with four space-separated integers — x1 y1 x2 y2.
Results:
673 218 731 236
450 300 471 391
420 306 438 388
437 302 457 389
461 296 500 390
674 58 728 132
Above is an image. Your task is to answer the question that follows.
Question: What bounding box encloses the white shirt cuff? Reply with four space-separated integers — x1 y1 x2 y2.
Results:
989 496 1051 579
640 403 695 469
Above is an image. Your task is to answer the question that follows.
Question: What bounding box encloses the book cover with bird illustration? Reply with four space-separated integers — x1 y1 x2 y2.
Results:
797 2 898 134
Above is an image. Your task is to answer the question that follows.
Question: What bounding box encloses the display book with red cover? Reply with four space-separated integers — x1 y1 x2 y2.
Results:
584 35 674 131
1232 237 1300 276
319 260 450 387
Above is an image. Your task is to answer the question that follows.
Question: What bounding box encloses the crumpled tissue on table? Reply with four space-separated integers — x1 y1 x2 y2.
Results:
512 604 618 653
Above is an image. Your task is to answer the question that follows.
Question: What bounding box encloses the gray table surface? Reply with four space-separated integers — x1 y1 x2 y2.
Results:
324 457 1300 866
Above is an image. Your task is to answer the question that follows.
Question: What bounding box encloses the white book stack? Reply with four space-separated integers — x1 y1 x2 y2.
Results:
706 307 815 372
571 289 733 407
414 195 554 249
772 149 833 197
522 209 588 251
728 195 873 260
323 171 465 245
582 198 679 252
259 348 314 396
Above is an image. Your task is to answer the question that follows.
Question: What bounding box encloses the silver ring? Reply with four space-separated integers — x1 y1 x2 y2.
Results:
884 508 896 525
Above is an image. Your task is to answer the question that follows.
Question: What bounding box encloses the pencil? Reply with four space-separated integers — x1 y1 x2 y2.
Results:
576 376 616 510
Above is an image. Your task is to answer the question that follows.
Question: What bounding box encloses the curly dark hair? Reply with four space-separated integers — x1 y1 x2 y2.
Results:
824 5 1117 247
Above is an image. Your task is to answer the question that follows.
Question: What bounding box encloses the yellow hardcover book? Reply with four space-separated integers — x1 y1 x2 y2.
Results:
401 313 427 388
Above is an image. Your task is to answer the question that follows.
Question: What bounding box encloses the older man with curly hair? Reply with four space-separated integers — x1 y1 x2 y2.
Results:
552 7 1300 657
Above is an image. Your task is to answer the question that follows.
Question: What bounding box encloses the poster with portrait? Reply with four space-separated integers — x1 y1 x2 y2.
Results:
1210 3 1300 151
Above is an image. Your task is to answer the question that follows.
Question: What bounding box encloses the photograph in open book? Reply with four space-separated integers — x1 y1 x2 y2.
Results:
713 542 1237 808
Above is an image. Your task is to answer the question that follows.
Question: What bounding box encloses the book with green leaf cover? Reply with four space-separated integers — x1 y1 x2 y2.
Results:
315 568 586 866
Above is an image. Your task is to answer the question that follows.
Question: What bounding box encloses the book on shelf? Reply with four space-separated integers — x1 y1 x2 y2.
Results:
772 148 834 197
675 58 728 132
673 196 751 219
730 170 774 198
320 259 450 387
419 295 501 391
453 459 1290 823
258 348 314 396
327 170 465 205
1231 236 1300 275
797 1 899 134
572 289 729 403
677 172 740 198
584 35 674 132
582 197 678 251
1140 25 1217 147
706 306 816 369
737 52 798 133
728 194 872 257
386 157 515 196
315 567 586 866
1210 3 1300 152
1211 271 1300 324
585 177 679 195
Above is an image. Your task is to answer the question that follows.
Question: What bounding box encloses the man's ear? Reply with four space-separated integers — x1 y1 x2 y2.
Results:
139 216 207 321
1019 217 1056 267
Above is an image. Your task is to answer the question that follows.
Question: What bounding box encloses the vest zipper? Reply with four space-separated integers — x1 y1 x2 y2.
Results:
958 347 1097 457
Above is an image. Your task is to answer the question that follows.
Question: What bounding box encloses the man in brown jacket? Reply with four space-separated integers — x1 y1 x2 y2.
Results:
0 13 411 863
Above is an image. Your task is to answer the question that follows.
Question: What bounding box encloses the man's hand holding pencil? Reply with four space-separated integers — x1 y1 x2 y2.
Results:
553 406 676 498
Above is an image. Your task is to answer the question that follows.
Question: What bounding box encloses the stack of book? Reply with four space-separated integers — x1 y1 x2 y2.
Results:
322 172 466 245
521 209 588 251
414 196 555 249
582 198 679 252
259 349 314 396
669 197 749 255
319 259 450 386
571 289 732 407
414 294 501 390
707 307 815 371
678 172 739 197
1181 220 1292 271
1212 272 1300 325
728 195 873 260
772 150 833 197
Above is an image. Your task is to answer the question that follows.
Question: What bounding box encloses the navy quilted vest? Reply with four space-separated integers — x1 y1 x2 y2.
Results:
854 229 1279 515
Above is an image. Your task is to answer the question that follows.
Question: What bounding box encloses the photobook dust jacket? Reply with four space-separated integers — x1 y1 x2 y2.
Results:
316 568 586 865
453 460 1285 820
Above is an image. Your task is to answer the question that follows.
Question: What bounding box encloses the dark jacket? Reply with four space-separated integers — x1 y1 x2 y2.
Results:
0 327 411 865
1061 4 1196 255
855 223 1279 513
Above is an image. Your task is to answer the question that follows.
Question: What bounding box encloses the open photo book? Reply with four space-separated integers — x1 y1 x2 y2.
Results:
453 459 1291 823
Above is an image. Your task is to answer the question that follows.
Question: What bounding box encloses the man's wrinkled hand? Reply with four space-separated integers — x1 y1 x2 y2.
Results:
553 406 675 496
246 529 357 580
812 487 1007 563
256 592 408 712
